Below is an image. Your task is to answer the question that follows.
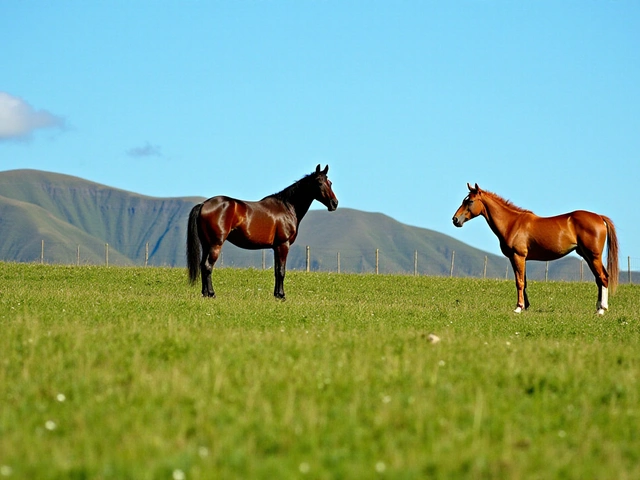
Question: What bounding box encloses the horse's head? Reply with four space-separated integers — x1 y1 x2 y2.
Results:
313 164 338 211
452 183 484 227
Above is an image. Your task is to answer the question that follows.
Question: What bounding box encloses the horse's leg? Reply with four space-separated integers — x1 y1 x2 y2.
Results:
578 246 609 315
599 282 609 315
200 244 222 298
523 273 530 310
273 243 290 299
587 255 609 315
510 255 527 313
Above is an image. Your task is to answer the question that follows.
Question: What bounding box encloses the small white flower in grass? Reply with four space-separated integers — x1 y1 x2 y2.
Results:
45 420 56 431
558 430 567 438
438 360 445 367
375 461 386 473
382 395 391 404
198 446 209 458
0 465 13 477
299 462 310 473
172 469 185 480
56 393 66 402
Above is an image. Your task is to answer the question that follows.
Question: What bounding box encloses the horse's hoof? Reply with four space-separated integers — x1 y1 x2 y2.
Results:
597 308 605 316
513 306 522 314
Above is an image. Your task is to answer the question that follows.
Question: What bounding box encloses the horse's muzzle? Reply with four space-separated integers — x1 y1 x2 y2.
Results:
328 199 339 211
452 215 464 227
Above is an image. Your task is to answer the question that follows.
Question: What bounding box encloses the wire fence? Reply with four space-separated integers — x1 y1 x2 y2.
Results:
13 239 640 284
217 244 640 284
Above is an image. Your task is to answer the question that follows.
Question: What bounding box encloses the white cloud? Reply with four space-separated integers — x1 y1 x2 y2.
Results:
0 92 66 141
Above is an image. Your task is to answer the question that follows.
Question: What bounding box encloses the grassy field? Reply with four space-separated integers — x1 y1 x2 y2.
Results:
1 262 639 479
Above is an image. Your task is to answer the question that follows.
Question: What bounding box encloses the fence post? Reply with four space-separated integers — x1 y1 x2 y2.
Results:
375 249 379 274
306 246 310 272
414 250 418 276
105 243 109 267
262 250 266 270
145 242 149 267
580 259 584 282
483 255 487 279
545 261 549 282
41 240 44 264
450 250 455 277
77 245 80 266
337 252 340 274
629 256 632 284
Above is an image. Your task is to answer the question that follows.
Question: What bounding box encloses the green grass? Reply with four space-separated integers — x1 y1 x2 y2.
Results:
1 262 639 479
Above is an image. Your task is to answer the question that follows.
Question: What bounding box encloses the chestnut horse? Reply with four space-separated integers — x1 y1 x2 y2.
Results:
187 165 338 299
453 183 618 315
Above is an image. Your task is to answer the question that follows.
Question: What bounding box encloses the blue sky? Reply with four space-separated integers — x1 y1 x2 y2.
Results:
2 1 639 264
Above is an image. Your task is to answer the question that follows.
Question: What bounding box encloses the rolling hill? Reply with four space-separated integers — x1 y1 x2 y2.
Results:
0 169 592 280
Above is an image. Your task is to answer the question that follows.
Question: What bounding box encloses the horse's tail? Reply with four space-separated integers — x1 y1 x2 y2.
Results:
603 215 619 294
186 203 203 284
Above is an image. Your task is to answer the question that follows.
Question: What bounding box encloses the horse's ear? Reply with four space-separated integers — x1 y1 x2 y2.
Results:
322 165 329 174
467 182 474 191
316 164 321 173
474 183 480 191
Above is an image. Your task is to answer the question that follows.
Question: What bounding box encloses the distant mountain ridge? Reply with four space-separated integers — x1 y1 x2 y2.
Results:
0 169 586 280
0 169 198 266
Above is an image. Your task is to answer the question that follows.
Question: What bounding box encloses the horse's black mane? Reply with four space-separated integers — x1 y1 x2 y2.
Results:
264 171 318 203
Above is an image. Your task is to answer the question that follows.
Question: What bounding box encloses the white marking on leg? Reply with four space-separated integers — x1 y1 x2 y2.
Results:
513 306 522 314
601 286 609 310
597 308 605 316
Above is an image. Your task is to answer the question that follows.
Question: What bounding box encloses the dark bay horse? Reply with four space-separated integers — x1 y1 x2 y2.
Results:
187 165 338 299
452 183 619 315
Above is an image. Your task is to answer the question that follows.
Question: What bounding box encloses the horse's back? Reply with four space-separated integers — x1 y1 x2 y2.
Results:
529 210 606 234
201 195 240 210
